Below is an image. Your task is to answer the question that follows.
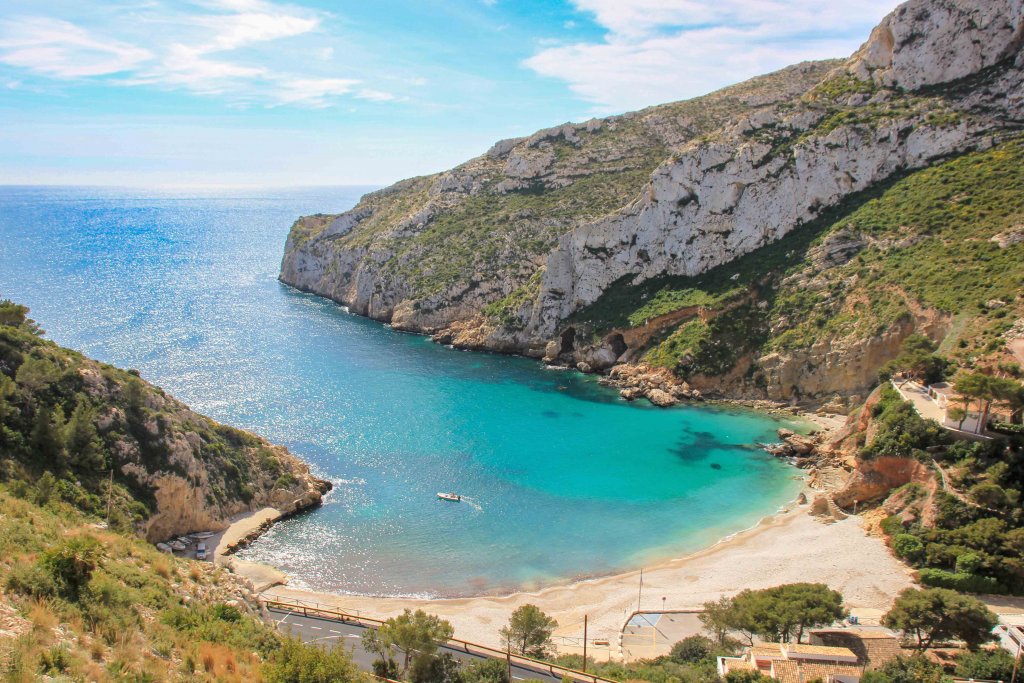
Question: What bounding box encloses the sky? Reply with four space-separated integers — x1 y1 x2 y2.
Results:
0 0 903 187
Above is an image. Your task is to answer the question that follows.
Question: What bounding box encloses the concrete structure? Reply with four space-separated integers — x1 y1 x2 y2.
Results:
891 380 986 436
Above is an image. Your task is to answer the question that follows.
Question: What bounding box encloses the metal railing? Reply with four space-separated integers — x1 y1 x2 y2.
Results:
265 597 620 683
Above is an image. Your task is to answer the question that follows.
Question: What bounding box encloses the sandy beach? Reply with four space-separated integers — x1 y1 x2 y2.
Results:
252 502 915 653
209 411 915 656
210 507 289 592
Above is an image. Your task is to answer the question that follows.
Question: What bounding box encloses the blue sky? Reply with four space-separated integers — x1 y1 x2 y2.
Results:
0 0 901 187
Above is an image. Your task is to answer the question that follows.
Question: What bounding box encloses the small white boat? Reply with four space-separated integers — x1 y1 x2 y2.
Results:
437 492 461 502
169 540 188 551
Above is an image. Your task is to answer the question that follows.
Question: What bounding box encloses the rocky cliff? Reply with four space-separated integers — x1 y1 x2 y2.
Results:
0 301 330 543
283 0 1024 402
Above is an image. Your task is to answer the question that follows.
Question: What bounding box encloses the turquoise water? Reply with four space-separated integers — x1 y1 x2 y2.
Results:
0 185 805 597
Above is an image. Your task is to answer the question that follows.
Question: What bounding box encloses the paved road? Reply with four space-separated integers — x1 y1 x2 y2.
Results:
268 608 567 683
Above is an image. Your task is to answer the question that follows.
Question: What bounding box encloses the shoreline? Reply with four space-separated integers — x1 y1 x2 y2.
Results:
258 502 914 652
216 410 873 652
223 476 913 654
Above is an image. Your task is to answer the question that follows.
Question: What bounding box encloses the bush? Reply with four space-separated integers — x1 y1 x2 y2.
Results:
954 552 982 575
462 658 509 683
274 473 298 489
956 648 1015 681
861 654 947 683
892 534 925 563
918 568 1003 594
40 535 101 600
263 636 363 683
668 635 714 663
880 515 905 537
725 671 773 683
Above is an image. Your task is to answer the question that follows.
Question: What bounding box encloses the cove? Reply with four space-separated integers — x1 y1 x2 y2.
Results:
0 186 806 598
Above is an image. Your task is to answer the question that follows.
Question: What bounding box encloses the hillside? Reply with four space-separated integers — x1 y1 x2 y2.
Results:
0 487 364 681
0 301 329 542
0 302 364 680
281 60 839 335
282 0 1024 403
573 135 1024 404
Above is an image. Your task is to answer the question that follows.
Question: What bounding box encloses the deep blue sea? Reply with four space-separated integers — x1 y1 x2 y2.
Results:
0 185 805 597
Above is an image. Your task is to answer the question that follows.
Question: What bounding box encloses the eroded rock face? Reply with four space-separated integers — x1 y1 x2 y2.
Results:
280 62 840 336
515 0 1024 396
283 0 1024 401
137 442 329 543
833 456 933 508
847 0 1024 90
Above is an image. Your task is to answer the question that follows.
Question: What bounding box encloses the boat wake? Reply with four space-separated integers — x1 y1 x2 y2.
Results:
458 496 484 512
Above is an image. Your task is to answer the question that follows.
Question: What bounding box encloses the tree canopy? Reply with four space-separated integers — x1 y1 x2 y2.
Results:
882 588 997 649
880 334 949 385
498 604 559 658
372 609 455 672
702 583 846 644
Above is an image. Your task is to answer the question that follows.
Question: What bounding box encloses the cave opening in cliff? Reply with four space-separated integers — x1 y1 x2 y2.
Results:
559 327 576 355
607 333 627 358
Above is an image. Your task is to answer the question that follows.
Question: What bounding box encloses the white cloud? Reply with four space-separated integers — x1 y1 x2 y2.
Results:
356 88 395 102
0 2 394 109
525 0 903 113
272 77 359 106
194 9 318 52
0 17 152 78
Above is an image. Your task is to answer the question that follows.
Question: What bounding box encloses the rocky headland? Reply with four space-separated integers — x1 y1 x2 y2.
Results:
282 0 1024 407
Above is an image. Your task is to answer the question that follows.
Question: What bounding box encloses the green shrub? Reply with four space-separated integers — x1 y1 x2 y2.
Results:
274 473 298 489
955 648 1015 681
918 568 1002 593
668 634 715 663
892 534 925 563
861 654 947 683
263 636 364 683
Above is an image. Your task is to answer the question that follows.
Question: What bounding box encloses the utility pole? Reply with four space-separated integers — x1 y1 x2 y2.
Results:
637 568 644 612
1012 636 1021 683
506 641 512 683
582 614 587 674
105 468 114 523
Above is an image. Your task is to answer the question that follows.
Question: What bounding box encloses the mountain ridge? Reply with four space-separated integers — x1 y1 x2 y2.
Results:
282 0 1024 404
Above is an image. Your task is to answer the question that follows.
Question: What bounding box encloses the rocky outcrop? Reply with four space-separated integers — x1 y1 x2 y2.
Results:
280 62 840 338
847 0 1024 90
137 443 329 543
69 348 330 543
527 0 1024 339
832 455 933 509
283 0 1024 401
597 363 700 407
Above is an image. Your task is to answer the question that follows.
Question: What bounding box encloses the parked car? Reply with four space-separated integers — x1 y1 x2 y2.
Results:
196 543 208 560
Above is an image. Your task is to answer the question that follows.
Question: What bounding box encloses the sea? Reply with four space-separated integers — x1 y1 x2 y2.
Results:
0 185 806 598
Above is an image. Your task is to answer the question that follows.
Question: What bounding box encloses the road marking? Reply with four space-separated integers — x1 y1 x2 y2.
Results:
310 626 322 630
330 629 341 634
345 634 360 639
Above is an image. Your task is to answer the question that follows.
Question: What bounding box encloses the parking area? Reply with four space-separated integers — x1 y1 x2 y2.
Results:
621 611 704 661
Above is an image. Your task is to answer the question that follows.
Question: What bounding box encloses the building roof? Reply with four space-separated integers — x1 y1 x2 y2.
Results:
772 660 864 683
810 629 907 670
785 643 857 658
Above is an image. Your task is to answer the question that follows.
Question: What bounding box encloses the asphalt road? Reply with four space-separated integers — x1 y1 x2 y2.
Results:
268 607 568 683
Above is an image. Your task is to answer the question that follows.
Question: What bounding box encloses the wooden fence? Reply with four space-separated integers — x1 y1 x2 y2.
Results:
264 596 620 683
